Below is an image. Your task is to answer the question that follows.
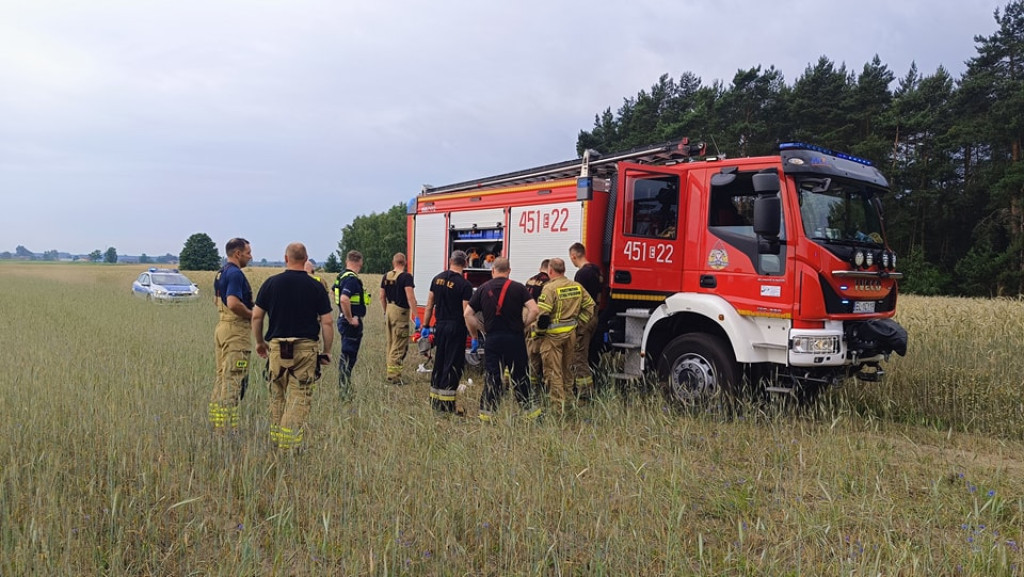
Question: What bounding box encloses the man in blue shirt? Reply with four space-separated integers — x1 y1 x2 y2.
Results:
332 250 368 398
210 237 253 431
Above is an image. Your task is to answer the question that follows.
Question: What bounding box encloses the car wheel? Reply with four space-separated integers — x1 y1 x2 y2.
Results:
657 333 737 407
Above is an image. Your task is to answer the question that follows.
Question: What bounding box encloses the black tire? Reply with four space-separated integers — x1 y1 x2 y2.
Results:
657 334 738 407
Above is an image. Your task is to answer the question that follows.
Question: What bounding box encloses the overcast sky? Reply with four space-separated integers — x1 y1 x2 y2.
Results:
0 0 1008 262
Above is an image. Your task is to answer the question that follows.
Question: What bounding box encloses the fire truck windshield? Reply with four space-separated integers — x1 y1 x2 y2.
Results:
797 177 885 247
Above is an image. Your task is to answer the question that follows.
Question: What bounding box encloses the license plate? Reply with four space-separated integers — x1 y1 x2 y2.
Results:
853 301 875 313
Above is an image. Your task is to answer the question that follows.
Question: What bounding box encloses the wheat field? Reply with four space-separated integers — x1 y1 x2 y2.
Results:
1 262 1023 576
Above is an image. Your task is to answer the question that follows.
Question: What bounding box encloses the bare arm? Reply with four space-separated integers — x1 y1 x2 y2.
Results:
524 299 540 327
404 286 418 322
226 295 252 321
379 287 387 314
464 303 481 340
319 313 334 359
422 292 435 327
252 306 268 358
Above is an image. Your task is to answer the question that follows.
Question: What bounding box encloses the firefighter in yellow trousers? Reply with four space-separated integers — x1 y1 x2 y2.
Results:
379 253 417 384
210 237 253 431
253 243 334 451
536 257 594 414
524 259 550 392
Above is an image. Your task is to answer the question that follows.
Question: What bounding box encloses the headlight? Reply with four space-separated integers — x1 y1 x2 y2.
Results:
865 251 874 267
853 250 865 267
881 251 890 269
791 335 841 354
890 252 896 270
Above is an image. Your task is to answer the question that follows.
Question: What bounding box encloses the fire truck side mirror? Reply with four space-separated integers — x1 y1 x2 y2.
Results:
752 172 780 195
753 194 782 255
752 172 782 248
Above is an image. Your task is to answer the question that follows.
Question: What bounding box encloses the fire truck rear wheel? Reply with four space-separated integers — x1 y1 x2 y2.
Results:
657 334 738 406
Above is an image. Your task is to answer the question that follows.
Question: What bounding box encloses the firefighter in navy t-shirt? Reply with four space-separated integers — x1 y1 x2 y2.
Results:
209 237 253 431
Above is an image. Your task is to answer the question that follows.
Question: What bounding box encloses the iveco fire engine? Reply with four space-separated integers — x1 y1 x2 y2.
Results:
407 140 908 403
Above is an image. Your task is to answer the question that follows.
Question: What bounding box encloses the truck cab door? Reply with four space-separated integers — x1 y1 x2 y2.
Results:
700 166 793 318
609 166 686 299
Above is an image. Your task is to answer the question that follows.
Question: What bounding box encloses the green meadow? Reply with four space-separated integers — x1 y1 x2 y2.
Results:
2 262 1023 575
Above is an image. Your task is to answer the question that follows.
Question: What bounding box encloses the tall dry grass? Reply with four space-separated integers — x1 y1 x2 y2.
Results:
847 294 1024 436
1 263 1023 575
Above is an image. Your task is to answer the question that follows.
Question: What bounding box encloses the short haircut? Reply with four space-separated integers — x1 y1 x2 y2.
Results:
286 242 308 262
393 252 407 266
491 257 510 273
346 250 363 263
225 237 249 257
450 250 468 267
549 257 566 274
569 242 586 257
539 258 550 270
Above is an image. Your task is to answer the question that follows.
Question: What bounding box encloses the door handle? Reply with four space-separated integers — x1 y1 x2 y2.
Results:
614 270 632 284
700 275 716 288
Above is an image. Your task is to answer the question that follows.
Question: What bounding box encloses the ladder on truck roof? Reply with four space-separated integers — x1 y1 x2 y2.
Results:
420 138 707 196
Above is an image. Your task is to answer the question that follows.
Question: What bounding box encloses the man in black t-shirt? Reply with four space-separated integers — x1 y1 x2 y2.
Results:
252 243 334 451
379 252 417 384
466 257 541 421
569 242 605 400
421 250 473 413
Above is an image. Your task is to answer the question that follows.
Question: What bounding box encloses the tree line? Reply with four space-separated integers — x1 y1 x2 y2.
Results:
334 2 1020 296
573 2 1024 297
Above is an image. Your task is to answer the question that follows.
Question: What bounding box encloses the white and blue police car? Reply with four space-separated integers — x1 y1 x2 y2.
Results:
132 268 200 302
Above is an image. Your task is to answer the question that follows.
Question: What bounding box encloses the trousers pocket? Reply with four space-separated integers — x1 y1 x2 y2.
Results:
279 341 294 359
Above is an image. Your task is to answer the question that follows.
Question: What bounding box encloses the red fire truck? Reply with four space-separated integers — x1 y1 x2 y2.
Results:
407 140 908 403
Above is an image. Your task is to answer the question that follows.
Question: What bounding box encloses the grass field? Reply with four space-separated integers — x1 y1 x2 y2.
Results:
2 262 1024 575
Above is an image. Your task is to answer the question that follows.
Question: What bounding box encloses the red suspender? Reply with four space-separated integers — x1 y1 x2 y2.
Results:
495 279 511 316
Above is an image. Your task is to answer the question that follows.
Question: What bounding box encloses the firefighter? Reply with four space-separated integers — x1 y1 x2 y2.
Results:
524 259 550 393
304 259 330 294
253 243 334 451
209 237 253 431
421 250 473 413
333 250 369 398
537 257 594 414
568 242 604 401
465 257 541 422
379 252 417 384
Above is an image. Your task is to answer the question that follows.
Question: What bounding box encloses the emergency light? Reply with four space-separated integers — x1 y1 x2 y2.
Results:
779 142 873 167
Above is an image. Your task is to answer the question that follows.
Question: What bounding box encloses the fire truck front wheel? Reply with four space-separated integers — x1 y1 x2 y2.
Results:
657 334 738 406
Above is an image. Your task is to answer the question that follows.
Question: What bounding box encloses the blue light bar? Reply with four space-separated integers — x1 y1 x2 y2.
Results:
779 142 873 167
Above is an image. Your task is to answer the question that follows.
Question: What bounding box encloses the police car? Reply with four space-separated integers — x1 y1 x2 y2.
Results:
131 268 200 302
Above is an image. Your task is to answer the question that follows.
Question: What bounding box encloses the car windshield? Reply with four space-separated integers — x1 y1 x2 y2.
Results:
152 273 192 286
797 177 885 246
